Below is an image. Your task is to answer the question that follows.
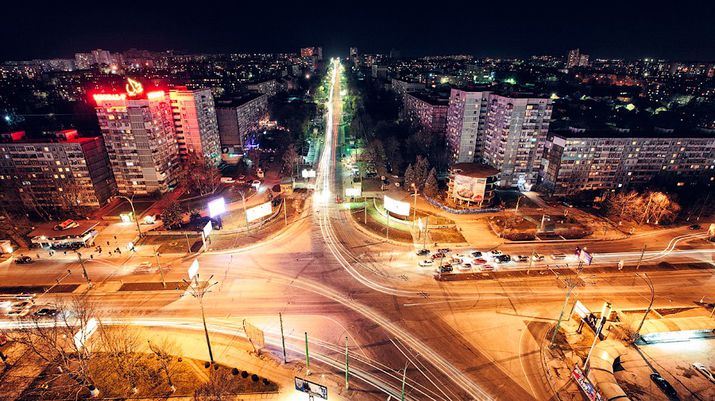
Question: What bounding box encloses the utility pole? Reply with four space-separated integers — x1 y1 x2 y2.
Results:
386 212 390 240
238 190 250 234
411 183 417 227
154 246 166 289
75 252 92 289
114 195 142 238
183 273 217 365
345 336 349 390
304 332 311 375
515 195 524 215
401 362 408 401
635 273 654 337
283 198 288 226
364 196 367 225
184 232 192 254
279 313 287 364
423 216 429 250
636 244 646 270
550 278 578 346
584 302 612 374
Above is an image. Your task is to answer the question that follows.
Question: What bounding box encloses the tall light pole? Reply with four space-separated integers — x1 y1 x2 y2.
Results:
411 183 417 227
154 246 166 289
584 301 612 374
515 195 525 215
237 190 250 233
635 273 654 338
183 272 217 365
114 195 142 238
550 278 578 346
75 251 92 288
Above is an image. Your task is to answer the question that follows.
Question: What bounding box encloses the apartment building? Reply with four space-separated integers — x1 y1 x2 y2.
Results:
542 128 715 196
391 79 424 102
482 94 553 188
0 130 115 212
169 87 221 164
402 92 449 134
93 89 181 195
215 93 269 150
445 88 491 164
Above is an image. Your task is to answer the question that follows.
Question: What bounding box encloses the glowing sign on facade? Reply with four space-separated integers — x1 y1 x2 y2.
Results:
93 93 127 102
125 78 144 96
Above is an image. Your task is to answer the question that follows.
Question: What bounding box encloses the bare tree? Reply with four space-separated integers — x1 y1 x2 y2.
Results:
606 190 642 222
193 367 235 401
281 143 300 176
148 337 182 393
182 154 222 196
97 325 144 395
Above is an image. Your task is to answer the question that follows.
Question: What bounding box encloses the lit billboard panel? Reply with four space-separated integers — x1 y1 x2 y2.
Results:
384 195 410 216
452 174 487 202
208 197 226 218
246 202 272 222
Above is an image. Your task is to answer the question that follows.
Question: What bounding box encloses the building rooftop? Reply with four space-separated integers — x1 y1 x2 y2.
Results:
28 220 99 240
0 130 97 145
216 92 266 107
405 91 449 106
551 127 715 139
450 163 500 178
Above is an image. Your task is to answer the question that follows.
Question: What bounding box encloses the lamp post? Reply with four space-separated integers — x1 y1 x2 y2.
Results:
411 183 417 227
515 195 525 215
183 272 217 365
635 273 654 337
114 195 142 238
584 301 612 374
237 190 250 233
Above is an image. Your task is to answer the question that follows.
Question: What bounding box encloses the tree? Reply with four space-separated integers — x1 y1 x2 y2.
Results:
424 168 439 198
161 203 185 229
97 325 144 395
413 155 430 190
183 155 222 197
642 191 681 224
403 164 416 189
193 367 236 401
606 191 642 222
281 144 300 176
365 139 387 176
383 136 402 173
148 337 181 393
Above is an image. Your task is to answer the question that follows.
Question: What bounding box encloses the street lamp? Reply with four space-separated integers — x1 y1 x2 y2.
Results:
515 195 525 215
183 271 218 365
635 273 654 337
410 183 417 227
113 195 142 238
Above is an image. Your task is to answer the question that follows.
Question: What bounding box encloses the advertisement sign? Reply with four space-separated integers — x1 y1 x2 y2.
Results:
452 174 487 203
709 223 715 237
571 366 604 401
246 202 272 222
301 169 316 178
384 195 410 216
573 300 591 319
208 197 226 218
203 221 213 238
242 319 265 349
188 259 199 280
577 248 593 265
345 187 362 197
294 377 328 399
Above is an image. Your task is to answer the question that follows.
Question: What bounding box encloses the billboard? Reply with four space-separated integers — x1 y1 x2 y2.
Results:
246 202 272 222
294 377 328 399
571 366 604 401
384 195 410 216
577 248 593 265
208 197 226 218
202 221 213 238
302 169 316 178
452 174 487 203
345 187 361 197
188 259 199 280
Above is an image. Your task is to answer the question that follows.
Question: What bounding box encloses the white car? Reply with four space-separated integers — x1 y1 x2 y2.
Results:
514 255 530 262
532 254 545 261
418 260 434 267
692 362 715 384
251 180 261 189
551 253 567 260
457 263 472 271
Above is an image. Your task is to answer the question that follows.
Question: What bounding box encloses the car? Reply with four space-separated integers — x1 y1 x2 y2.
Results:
489 249 502 256
495 254 511 263
416 249 430 256
650 373 678 399
437 248 451 254
515 255 530 262
34 308 60 318
473 258 487 264
471 251 482 258
532 254 545 261
480 264 494 271
54 219 79 231
418 260 434 267
457 263 472 271
550 253 567 260
431 253 446 259
6 308 30 318
689 224 702 230
14 255 33 264
692 362 715 384
438 265 453 273
452 254 467 263
251 180 261 189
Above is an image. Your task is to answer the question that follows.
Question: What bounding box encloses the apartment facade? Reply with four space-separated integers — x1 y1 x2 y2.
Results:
94 90 181 195
169 87 221 164
542 129 715 196
482 95 553 188
403 92 449 134
445 88 491 164
0 130 115 212
391 79 424 102
215 93 269 149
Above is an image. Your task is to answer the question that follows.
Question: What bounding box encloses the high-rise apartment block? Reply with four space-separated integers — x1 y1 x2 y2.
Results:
215 93 269 150
446 88 491 164
93 87 181 195
75 49 123 70
542 129 715 196
0 130 115 211
566 48 590 68
169 87 221 164
403 92 449 134
482 95 553 188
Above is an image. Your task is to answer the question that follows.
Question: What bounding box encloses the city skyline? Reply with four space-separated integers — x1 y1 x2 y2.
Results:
2 1 715 61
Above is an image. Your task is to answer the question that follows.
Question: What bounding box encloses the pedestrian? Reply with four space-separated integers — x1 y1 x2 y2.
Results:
90 254 93 260
113 235 117 240
63 251 67 255
36 253 40 259
106 241 110 246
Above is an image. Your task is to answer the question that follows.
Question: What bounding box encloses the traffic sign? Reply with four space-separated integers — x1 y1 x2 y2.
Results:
294 377 328 399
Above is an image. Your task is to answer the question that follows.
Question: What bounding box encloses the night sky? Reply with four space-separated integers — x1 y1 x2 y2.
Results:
1 0 713 61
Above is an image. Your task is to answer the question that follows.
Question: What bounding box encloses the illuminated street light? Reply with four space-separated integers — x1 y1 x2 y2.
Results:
113 195 142 238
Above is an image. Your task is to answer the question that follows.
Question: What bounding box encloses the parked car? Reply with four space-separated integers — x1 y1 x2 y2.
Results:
650 373 678 399
689 224 702 230
251 180 262 189
471 251 482 258
532 254 545 261
416 249 430 256
473 258 487 264
550 253 567 260
692 362 715 384
438 265 453 273
418 260 434 267
7 308 30 318
515 255 530 262
489 249 502 256
431 253 446 259
34 308 60 318
494 254 511 263
480 264 494 271
457 263 472 271
220 177 235 184
14 255 33 264
437 248 451 254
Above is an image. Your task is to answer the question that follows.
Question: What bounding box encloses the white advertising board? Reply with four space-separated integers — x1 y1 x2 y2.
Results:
188 259 199 280
384 195 410 216
203 221 213 238
452 174 487 203
208 197 226 218
345 187 362 197
301 169 316 178
246 202 272 222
